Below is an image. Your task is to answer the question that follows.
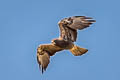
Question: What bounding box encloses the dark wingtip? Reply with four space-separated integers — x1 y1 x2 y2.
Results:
84 17 93 19
37 62 44 74
88 20 96 22
74 16 85 17
42 68 44 74
41 65 47 74
74 16 93 19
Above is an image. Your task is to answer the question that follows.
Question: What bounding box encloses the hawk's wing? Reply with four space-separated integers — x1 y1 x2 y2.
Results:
37 44 63 73
58 16 96 42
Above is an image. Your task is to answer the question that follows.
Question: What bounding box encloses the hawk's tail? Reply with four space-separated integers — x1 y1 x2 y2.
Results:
69 45 88 56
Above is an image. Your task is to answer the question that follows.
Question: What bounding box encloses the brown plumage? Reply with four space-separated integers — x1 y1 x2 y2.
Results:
37 16 96 73
37 44 63 73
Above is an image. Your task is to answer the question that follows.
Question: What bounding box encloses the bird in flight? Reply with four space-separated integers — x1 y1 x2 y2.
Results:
37 16 96 73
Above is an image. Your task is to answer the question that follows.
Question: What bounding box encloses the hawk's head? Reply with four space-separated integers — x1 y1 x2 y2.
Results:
51 38 60 45
51 38 73 49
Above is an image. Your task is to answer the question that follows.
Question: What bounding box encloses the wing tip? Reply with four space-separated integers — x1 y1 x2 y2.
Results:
88 19 96 22
73 16 93 19
37 50 50 74
73 16 96 21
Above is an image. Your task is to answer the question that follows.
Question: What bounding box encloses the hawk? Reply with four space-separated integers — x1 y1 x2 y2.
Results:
37 16 96 73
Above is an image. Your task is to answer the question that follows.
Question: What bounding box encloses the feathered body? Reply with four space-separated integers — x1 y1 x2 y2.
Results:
37 16 96 73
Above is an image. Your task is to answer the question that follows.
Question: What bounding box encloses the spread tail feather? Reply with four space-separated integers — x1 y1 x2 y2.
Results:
69 45 88 56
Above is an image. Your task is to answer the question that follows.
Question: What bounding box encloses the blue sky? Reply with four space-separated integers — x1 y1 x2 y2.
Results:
0 0 120 80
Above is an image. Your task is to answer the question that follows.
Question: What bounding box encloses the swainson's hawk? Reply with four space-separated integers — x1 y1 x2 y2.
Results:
37 16 96 73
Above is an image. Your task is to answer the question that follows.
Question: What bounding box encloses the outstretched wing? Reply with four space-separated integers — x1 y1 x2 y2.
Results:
58 16 96 42
37 44 63 73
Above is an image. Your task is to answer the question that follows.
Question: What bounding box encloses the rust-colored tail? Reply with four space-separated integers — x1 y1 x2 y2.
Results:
69 45 88 56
